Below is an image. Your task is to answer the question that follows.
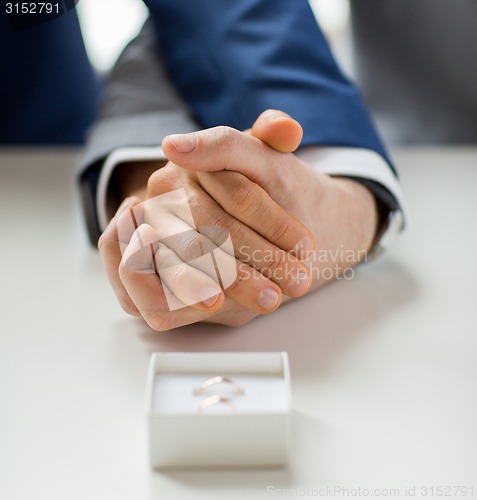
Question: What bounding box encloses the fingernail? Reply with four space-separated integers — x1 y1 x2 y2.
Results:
117 197 133 215
293 235 315 258
258 288 280 310
286 271 311 296
168 133 197 153
200 287 220 307
263 109 288 120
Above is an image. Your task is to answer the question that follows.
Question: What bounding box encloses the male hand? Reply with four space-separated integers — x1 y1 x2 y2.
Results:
162 109 378 288
99 111 317 330
99 110 378 330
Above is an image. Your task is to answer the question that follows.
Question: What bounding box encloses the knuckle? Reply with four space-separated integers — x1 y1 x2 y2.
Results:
167 263 188 288
147 166 178 194
260 249 288 280
264 152 288 188
146 169 163 193
214 213 246 248
230 184 261 216
153 248 167 270
214 126 237 155
226 265 249 295
146 313 175 332
177 231 201 260
267 216 291 243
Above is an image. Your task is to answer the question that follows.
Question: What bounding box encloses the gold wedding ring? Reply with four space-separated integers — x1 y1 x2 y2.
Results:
198 395 236 412
193 376 245 396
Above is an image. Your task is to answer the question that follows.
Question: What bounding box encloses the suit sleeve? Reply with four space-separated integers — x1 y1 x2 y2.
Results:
0 9 97 144
143 0 406 244
144 0 394 170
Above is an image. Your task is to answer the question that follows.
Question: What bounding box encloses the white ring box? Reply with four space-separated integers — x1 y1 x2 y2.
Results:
145 351 291 469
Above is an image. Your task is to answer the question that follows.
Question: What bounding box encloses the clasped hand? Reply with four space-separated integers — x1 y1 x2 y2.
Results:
98 110 378 330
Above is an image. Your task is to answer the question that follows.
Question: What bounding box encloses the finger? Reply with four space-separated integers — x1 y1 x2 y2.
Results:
198 170 315 258
139 212 284 314
122 224 224 313
154 242 224 311
224 259 283 314
183 190 312 297
173 233 284 314
119 260 212 331
146 216 285 311
98 196 142 316
123 232 281 318
251 109 303 153
118 222 224 331
186 294 261 327
162 126 285 192
125 184 286 314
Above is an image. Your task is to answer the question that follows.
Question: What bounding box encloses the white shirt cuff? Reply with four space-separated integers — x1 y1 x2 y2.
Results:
97 146 166 231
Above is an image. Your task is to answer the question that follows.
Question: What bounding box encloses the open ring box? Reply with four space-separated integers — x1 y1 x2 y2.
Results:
145 351 291 469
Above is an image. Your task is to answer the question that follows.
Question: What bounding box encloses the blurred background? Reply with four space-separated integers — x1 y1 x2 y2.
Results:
2 0 476 146
76 0 477 146
76 0 352 74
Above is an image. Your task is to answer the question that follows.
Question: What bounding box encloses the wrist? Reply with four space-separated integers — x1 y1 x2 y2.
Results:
303 174 379 291
108 160 166 211
330 177 379 253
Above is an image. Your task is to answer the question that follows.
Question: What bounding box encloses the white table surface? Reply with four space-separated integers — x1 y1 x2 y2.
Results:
1 147 476 500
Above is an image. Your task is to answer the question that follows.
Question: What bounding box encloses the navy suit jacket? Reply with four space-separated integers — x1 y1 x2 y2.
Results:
0 9 97 144
145 0 392 170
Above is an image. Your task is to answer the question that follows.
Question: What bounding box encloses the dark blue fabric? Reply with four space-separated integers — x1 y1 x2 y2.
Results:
144 0 394 171
0 9 98 144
